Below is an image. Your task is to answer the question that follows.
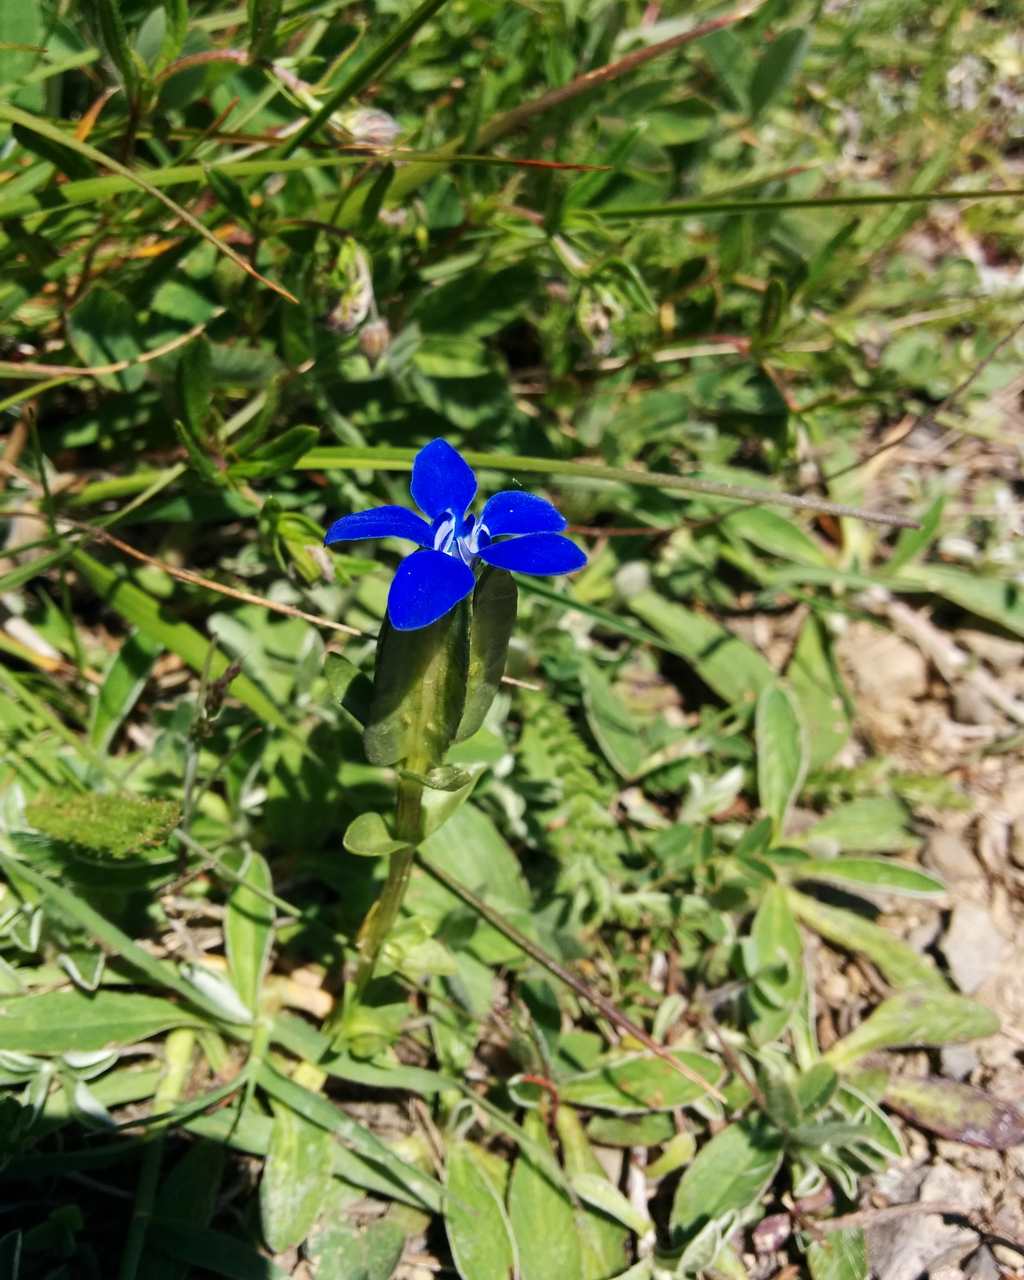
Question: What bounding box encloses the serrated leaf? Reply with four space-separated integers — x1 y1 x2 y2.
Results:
755 684 806 836
445 1140 518 1280
885 1076 1024 1149
260 1101 335 1252
824 991 1000 1071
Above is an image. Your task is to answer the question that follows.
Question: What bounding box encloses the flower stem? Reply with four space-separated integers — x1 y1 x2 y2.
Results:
348 766 425 1005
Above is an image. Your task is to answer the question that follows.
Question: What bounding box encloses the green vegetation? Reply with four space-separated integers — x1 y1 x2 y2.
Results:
0 0 1020 1276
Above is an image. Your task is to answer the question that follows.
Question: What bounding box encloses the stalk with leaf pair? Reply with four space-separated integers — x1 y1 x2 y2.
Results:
322 440 587 1033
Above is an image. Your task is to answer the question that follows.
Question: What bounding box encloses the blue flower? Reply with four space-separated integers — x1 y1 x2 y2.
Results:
324 439 587 630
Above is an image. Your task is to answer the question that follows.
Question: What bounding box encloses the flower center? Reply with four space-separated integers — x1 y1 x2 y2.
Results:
432 511 480 565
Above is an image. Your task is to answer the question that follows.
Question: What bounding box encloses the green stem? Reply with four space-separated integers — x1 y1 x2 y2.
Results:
348 768 425 1005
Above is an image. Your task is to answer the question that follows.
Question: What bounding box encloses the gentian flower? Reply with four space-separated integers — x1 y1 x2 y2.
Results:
324 439 587 630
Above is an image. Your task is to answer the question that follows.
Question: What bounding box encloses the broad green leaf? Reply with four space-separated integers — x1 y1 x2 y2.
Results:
149 1223 289 1280
884 1076 1024 1149
305 1190 406 1280
721 508 827 569
225 850 275 1013
824 991 1000 1071
789 891 947 992
0 2 46 109
0 990 201 1053
84 0 141 95
229 426 320 480
247 0 283 58
148 1141 226 1280
555 1107 630 1280
755 685 806 835
89 630 163 753
23 792 178 860
71 550 294 735
177 337 213 437
786 616 851 771
509 1112 584 1280
260 1102 335 1252
456 569 517 742
669 1121 783 1239
628 590 773 705
745 884 804 1047
807 1229 868 1280
800 797 915 853
445 1139 518 1280
581 660 647 779
343 812 406 857
750 29 810 117
560 1049 722 1114
364 609 469 767
66 286 145 392
324 652 373 730
795 858 943 898
894 563 1024 639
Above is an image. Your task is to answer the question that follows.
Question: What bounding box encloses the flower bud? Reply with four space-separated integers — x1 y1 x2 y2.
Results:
358 318 391 367
338 107 401 148
324 240 373 333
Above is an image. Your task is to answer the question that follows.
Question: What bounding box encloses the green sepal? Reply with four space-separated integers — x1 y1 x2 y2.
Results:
364 603 470 767
455 568 517 742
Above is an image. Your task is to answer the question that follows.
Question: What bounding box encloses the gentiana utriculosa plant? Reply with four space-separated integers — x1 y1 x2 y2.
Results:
323 440 587 1028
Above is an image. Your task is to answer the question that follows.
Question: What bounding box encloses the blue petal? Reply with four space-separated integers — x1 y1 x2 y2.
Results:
477 533 587 575
410 439 477 520
479 490 567 537
387 549 476 630
324 506 432 546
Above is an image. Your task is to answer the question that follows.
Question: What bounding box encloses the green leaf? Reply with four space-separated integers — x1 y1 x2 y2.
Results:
789 891 947 992
885 495 944 575
148 1142 226 1280
343 812 406 857
225 850 275 1013
0 2 46 109
806 1230 868 1280
149 1223 289 1280
669 1120 783 1239
581 660 647 780
89 630 163 753
509 1112 584 1280
786 615 851 771
23 791 179 860
66 286 145 392
444 1139 518 1280
456 568 517 742
800 797 914 853
247 0 282 58
324 652 372 730
750 29 810 118
260 1101 335 1252
71 549 294 735
884 1076 1024 1149
83 0 141 95
824 991 1000 1071
795 857 944 898
894 563 1024 639
554 1107 630 1279
0 990 201 1053
745 884 804 1046
364 609 469 767
755 685 806 836
177 337 213 437
229 426 321 480
628 590 773 705
721 507 827 569
305 1191 406 1280
560 1049 723 1114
